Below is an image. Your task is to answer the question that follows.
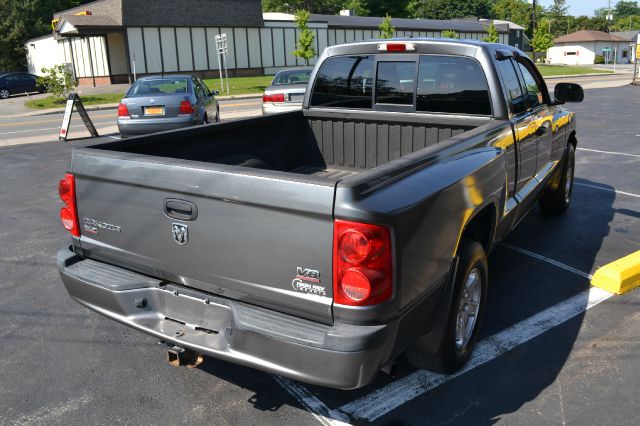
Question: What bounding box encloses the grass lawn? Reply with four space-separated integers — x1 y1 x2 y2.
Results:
536 65 612 77
203 75 274 96
25 93 124 110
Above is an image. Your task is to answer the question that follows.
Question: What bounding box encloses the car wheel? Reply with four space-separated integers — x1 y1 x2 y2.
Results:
203 113 209 125
539 144 575 214
407 239 488 374
0 89 10 99
215 105 220 122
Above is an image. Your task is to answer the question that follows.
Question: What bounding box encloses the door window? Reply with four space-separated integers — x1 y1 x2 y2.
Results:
495 59 527 115
310 55 374 109
516 61 544 109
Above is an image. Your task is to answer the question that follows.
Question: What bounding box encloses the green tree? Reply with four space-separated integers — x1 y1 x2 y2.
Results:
441 29 460 39
568 15 610 32
292 9 315 65
379 14 395 38
37 64 75 99
262 0 343 14
344 0 370 16
0 0 86 70
491 0 532 28
407 0 491 20
546 0 570 37
483 22 499 43
368 0 410 17
531 19 554 53
611 14 640 30
614 1 640 19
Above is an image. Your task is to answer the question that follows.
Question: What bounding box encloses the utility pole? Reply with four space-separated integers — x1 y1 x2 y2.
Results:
531 0 537 37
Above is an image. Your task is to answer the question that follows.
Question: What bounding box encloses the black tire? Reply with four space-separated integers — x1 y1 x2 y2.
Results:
203 113 209 125
215 105 220 122
539 144 575 214
407 240 488 374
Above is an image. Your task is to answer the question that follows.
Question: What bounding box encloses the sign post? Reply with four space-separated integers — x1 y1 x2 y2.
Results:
634 43 640 86
59 93 99 141
215 33 230 95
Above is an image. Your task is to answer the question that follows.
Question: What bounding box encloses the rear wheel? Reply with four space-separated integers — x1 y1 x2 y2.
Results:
215 105 220 122
0 89 10 99
539 144 575 214
407 240 488 374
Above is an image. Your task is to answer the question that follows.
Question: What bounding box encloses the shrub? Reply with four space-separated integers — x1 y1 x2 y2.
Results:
594 55 605 64
37 65 75 99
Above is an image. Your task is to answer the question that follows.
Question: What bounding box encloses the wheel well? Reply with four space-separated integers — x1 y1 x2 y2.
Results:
568 131 577 149
460 205 496 254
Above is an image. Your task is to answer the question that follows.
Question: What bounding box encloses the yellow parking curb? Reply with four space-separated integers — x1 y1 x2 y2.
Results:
591 251 640 295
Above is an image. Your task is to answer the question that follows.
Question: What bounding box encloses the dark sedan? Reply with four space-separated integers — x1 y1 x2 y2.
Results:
0 72 45 99
117 75 219 137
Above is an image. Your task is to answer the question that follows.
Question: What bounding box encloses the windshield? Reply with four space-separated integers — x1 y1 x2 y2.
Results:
272 70 311 85
128 78 190 96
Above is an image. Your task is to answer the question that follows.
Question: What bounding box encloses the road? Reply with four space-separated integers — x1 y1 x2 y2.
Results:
1 84 640 426
0 98 262 147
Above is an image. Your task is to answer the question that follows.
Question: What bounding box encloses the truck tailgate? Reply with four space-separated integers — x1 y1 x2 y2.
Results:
71 150 335 324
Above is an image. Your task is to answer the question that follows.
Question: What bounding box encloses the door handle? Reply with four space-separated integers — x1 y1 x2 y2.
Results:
536 121 551 136
164 199 198 221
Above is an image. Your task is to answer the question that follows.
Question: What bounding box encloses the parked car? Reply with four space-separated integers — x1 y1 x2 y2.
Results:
117 75 219 137
262 67 312 114
58 39 583 389
0 72 45 99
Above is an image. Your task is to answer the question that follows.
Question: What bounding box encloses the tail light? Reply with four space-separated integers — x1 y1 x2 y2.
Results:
377 43 416 52
179 100 194 114
59 173 80 237
117 102 130 118
333 220 393 306
263 93 285 103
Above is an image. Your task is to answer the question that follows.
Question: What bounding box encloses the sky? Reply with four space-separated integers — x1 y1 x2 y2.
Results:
537 0 611 17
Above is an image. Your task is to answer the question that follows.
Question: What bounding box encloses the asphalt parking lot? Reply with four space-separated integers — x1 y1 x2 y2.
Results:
1 85 639 425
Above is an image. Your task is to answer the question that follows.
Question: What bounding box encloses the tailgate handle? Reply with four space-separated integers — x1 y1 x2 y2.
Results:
164 199 198 221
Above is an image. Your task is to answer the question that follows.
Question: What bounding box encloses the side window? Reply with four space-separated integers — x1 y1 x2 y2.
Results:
310 56 374 109
375 61 415 105
516 61 544 109
193 80 205 100
416 56 491 115
495 59 527 115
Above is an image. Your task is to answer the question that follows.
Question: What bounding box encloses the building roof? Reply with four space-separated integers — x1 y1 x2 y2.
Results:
305 14 509 33
611 30 640 42
554 30 628 43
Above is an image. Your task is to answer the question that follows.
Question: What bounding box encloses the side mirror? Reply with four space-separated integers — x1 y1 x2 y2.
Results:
554 82 584 103
211 90 219 96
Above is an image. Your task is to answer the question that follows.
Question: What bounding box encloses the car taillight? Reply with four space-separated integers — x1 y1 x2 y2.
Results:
117 102 129 118
179 100 194 114
333 220 392 306
59 173 80 237
263 93 285 103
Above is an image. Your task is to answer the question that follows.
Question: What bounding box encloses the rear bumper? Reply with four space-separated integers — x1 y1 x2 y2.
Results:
57 246 392 389
117 116 195 136
262 102 303 115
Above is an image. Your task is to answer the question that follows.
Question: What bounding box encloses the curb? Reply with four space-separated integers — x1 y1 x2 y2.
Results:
9 93 263 119
545 73 618 79
591 250 640 295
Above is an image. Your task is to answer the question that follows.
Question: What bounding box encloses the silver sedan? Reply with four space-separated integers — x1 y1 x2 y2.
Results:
117 75 219 137
262 68 313 115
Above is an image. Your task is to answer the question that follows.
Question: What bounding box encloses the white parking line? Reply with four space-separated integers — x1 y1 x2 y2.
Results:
0 121 115 136
501 243 592 279
577 147 640 158
272 376 351 426
574 182 640 199
340 286 613 421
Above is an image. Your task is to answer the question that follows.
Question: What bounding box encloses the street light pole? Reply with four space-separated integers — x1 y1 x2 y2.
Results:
532 0 537 36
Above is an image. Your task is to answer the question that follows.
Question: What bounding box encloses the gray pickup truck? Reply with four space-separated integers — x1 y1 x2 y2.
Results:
57 39 583 389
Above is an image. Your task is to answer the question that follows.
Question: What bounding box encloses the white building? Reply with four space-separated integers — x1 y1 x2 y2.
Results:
548 30 630 65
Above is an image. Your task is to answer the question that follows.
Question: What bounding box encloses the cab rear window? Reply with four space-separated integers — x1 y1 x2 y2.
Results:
310 54 491 116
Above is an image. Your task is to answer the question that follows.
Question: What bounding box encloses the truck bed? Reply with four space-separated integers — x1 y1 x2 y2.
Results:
95 110 489 183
